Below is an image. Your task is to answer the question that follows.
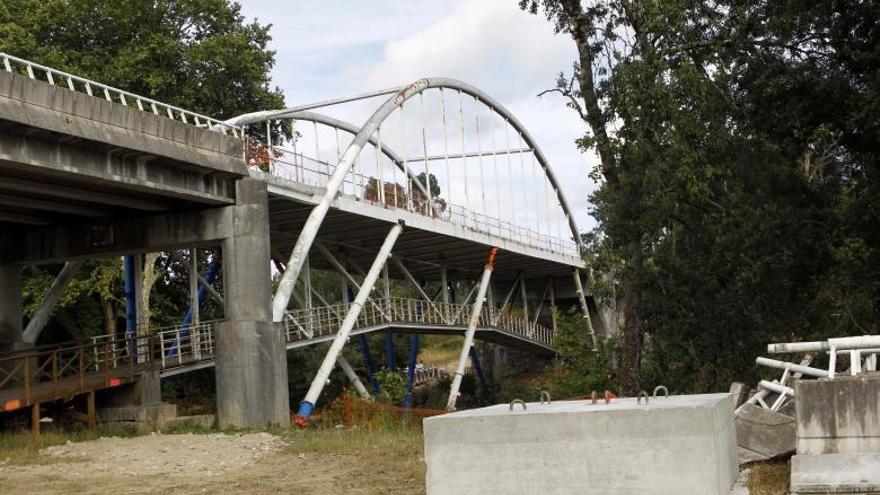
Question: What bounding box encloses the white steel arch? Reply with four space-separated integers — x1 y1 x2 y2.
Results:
236 78 583 321
230 78 581 242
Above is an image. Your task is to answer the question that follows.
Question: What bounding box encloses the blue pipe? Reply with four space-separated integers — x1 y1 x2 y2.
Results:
359 334 380 393
385 333 395 370
123 255 137 364
403 334 420 408
166 258 221 357
296 401 314 418
469 346 487 387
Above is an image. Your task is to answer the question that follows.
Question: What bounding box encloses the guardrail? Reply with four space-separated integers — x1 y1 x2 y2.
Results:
282 296 555 348
264 151 580 257
0 52 242 137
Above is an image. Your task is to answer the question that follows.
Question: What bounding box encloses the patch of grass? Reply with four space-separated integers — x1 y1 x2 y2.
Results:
748 460 790 495
282 427 423 457
281 426 425 490
0 425 139 466
418 336 463 366
162 420 215 435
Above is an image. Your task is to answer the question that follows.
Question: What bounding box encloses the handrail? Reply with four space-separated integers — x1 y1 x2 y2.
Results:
3 297 554 402
0 52 242 137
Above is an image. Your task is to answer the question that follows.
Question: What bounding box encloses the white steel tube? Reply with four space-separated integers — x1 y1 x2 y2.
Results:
572 268 597 347
768 335 880 354
759 379 794 397
337 355 370 399
294 222 402 425
22 260 84 343
755 357 828 378
271 81 428 321
446 247 499 411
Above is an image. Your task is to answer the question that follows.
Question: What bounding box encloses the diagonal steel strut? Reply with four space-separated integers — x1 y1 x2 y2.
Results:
294 222 403 427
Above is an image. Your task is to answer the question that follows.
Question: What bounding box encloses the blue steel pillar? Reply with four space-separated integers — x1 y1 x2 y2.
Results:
123 255 137 363
181 258 222 329
359 335 380 393
385 333 395 370
469 346 487 387
168 258 222 356
403 334 420 408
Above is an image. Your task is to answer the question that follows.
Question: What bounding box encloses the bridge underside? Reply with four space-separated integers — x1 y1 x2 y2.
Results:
266 180 584 282
0 70 245 232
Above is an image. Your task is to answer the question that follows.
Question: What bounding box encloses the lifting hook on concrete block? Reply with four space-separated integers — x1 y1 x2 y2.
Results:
637 391 650 404
509 399 527 412
653 385 669 398
539 391 551 404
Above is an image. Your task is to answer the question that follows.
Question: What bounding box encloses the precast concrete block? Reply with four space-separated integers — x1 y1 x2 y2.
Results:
735 403 796 463
796 374 880 455
423 393 738 495
729 382 750 409
790 453 880 494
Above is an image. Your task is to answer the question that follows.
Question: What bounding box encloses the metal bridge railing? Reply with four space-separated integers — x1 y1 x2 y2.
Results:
282 297 555 349
264 151 580 257
0 52 242 137
1 296 553 397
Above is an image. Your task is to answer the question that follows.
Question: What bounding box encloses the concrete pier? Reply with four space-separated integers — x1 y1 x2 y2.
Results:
215 179 289 428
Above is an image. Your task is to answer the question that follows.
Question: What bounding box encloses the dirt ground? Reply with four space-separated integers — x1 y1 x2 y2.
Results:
0 430 427 495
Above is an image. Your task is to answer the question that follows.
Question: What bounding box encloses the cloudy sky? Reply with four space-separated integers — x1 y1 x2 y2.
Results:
237 0 599 231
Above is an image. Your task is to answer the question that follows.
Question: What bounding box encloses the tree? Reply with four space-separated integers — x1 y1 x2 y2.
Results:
0 0 284 342
522 0 880 392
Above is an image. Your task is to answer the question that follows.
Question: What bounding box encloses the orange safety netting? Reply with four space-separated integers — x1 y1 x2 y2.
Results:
313 390 447 430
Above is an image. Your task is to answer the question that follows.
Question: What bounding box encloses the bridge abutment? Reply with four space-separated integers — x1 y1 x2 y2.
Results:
215 178 289 428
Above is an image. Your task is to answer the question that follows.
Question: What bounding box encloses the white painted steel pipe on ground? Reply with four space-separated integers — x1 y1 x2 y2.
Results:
755 357 829 378
759 380 794 397
446 247 498 411
294 222 402 426
768 335 880 354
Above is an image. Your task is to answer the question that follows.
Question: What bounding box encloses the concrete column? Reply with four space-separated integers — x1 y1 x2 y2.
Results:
0 264 23 350
215 178 289 428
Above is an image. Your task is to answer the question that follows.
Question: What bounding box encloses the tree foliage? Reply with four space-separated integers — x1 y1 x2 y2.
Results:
522 0 880 392
0 0 284 343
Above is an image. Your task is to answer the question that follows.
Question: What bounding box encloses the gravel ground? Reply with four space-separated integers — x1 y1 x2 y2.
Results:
9 432 283 478
0 430 425 495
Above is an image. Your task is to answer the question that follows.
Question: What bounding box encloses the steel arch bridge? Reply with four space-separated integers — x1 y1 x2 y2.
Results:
0 53 603 426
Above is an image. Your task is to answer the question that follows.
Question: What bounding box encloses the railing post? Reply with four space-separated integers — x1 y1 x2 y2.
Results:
78 346 84 393
176 329 183 365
